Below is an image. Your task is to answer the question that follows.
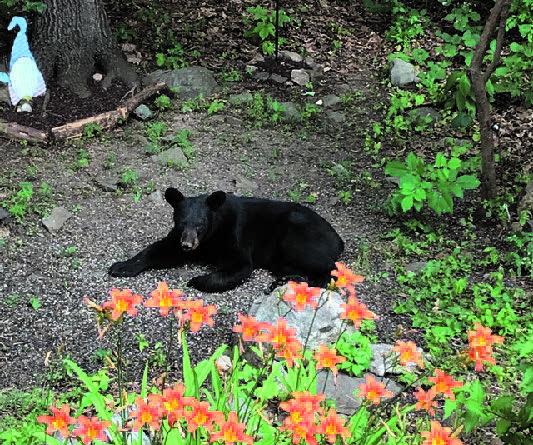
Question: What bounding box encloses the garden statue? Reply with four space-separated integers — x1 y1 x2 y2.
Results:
0 16 47 112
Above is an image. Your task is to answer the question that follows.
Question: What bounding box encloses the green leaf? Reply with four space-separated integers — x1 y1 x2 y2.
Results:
401 196 414 212
385 160 409 178
181 330 199 397
496 418 512 435
521 366 533 393
491 395 514 416
448 157 461 170
457 175 480 189
435 153 447 168
413 188 426 201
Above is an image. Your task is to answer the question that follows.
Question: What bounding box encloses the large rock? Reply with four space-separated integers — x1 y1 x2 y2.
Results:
134 104 154 121
409 106 441 123
281 102 302 123
279 50 303 64
42 207 72 232
390 59 419 86
370 343 425 376
229 92 254 106
156 147 188 168
291 69 310 86
249 287 352 350
144 67 220 100
317 371 402 415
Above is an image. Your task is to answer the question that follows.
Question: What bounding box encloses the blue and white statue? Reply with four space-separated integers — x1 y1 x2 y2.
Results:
0 17 47 112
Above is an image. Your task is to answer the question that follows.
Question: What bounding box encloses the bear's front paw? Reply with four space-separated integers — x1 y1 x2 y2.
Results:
187 275 209 291
108 260 143 277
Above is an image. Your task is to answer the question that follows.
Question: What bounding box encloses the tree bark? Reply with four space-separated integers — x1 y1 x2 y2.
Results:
469 0 511 200
32 0 138 98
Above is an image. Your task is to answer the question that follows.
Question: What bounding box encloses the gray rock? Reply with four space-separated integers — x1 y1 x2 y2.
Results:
94 176 119 192
291 69 310 86
157 147 188 168
325 110 346 125
271 74 288 84
370 343 424 376
149 190 165 205
280 102 301 123
229 92 254 106
322 94 341 109
134 104 154 121
409 107 441 123
279 50 303 64
304 56 320 70
233 176 258 195
42 207 72 232
390 59 419 86
250 287 353 350
317 371 402 415
144 67 220 100
405 261 428 273
0 208 9 222
254 71 270 82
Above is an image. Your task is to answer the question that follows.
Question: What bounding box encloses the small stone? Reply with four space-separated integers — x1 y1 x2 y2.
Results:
409 107 441 123
216 355 232 374
42 207 72 232
250 53 265 64
391 58 420 86
325 110 346 125
229 92 254 106
254 71 270 82
370 343 424 376
126 54 142 65
94 176 118 192
291 69 310 86
279 50 303 64
17 102 32 113
92 73 103 82
0 208 9 222
280 102 301 123
157 147 188 168
405 261 427 273
304 56 320 70
149 190 164 205
121 43 137 52
271 74 287 84
322 94 341 108
134 104 154 121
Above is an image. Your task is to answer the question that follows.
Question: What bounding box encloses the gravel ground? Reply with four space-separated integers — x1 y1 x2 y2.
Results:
0 75 408 391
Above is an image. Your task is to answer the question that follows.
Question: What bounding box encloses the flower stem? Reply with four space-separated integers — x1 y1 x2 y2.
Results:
116 321 127 444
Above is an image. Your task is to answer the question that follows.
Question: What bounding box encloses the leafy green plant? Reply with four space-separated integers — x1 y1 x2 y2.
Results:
154 94 172 111
385 151 480 214
172 129 195 161
267 98 285 123
74 149 91 170
1 182 33 221
82 123 103 139
245 6 290 55
155 43 188 69
221 69 242 82
336 331 372 376
121 168 139 187
207 99 225 115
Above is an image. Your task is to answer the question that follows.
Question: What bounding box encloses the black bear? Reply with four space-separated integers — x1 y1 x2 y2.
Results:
109 188 344 292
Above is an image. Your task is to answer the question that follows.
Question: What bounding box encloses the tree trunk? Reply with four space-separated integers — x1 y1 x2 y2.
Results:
32 0 138 98
468 0 511 200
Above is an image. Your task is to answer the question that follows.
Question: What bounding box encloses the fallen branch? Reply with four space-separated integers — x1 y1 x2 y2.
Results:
0 119 48 143
50 107 128 140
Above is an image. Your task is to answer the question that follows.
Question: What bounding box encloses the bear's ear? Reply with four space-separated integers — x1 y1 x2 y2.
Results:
164 187 184 208
206 191 226 211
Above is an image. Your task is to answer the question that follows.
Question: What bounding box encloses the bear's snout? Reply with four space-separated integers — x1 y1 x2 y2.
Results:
181 229 199 251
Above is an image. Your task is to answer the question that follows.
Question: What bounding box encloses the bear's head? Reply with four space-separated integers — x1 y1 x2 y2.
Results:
164 188 226 251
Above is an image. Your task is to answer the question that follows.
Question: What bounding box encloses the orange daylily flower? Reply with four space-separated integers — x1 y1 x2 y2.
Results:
144 282 184 316
340 295 376 328
319 409 350 444
184 400 224 433
232 314 268 342
292 391 325 415
259 318 303 366
280 417 319 445
102 288 143 321
414 387 438 416
283 281 321 311
331 262 364 294
429 369 463 401
72 415 111 445
314 344 346 376
393 340 425 368
277 340 303 367
130 396 162 431
358 374 393 405
209 411 253 445
467 323 504 371
181 299 217 332
421 421 463 445
37 404 76 438
158 383 194 426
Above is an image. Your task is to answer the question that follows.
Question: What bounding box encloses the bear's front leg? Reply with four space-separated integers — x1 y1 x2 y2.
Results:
188 260 253 292
109 235 182 277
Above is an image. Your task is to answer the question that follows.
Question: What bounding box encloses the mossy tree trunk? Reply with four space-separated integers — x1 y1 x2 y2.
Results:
32 0 137 98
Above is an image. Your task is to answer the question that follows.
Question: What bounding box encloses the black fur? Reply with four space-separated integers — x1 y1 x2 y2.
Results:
109 188 344 292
